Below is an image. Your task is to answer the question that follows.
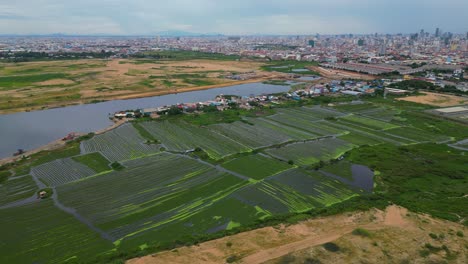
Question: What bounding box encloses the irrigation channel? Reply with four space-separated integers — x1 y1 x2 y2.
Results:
0 82 291 159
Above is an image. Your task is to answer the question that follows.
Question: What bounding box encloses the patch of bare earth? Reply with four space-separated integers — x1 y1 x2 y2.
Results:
397 91 468 107
36 79 75 86
126 206 467 264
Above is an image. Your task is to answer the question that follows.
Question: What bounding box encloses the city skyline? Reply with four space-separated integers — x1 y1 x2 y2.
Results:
0 0 467 35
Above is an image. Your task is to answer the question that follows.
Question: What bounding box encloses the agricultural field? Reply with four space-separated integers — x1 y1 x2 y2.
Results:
338 114 400 130
31 157 97 187
0 200 113 264
2 99 468 263
221 154 294 180
72 152 111 173
265 138 355 166
0 175 37 207
140 120 249 159
232 169 358 214
81 124 161 161
57 153 250 244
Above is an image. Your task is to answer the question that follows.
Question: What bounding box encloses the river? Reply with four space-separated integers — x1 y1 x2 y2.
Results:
0 82 291 159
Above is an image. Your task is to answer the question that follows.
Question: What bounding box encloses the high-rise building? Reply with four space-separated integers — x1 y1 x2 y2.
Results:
308 40 315 47
435 28 440 38
379 41 386 56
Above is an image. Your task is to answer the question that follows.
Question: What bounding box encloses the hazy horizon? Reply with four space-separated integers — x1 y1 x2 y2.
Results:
1 0 467 36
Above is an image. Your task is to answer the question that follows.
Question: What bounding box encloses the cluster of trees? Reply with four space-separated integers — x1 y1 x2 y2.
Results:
389 80 467 95
0 51 115 62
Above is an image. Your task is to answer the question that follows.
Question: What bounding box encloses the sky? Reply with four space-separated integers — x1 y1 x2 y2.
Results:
0 0 467 35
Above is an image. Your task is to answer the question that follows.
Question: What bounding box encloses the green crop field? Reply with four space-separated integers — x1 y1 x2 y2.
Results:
0 200 113 264
141 120 249 160
265 138 355 166
0 175 37 207
2 97 468 263
221 154 294 180
72 152 111 173
339 114 400 130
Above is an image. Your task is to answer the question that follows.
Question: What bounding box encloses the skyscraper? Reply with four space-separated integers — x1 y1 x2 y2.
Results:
435 28 440 38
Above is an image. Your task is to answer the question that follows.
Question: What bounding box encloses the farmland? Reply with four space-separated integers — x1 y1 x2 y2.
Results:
265 138 356 166
1 97 468 263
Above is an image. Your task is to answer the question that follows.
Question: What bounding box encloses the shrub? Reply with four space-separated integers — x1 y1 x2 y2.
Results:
111 162 125 171
429 233 438 239
226 255 239 263
226 241 232 247
352 228 371 237
456 231 464 237
322 242 340 252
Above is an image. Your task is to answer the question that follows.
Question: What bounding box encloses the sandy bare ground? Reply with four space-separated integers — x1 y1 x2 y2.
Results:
0 59 270 114
397 91 468 107
309 66 377 81
127 205 458 264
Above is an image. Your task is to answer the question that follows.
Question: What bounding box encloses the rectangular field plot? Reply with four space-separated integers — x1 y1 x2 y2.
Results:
57 153 249 241
209 121 296 149
31 158 97 187
267 112 348 136
384 127 451 143
81 124 160 162
339 115 399 130
338 132 383 146
141 120 249 160
265 138 355 166
0 201 113 264
232 169 357 214
243 117 318 141
325 121 414 146
72 152 111 173
119 197 270 249
0 175 37 207
221 154 294 180
358 107 400 122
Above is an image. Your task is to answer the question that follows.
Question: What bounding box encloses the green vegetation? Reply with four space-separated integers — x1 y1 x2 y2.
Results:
221 154 293 180
352 228 372 237
0 73 70 90
322 242 340 252
262 79 290 86
261 61 320 75
110 162 125 171
348 143 468 223
133 50 240 61
183 78 215 86
0 201 113 263
0 170 11 183
132 123 159 144
0 175 36 206
2 94 468 263
72 152 111 173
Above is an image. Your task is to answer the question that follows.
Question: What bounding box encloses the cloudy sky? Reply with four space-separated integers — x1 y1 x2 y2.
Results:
0 0 467 35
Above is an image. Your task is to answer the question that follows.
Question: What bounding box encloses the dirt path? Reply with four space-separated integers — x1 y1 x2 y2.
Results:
240 206 409 264
127 206 418 264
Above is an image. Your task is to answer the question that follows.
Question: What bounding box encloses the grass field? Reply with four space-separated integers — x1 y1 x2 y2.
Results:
72 152 111 173
221 154 293 180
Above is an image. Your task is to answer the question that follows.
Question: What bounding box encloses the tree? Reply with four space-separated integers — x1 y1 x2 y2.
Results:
168 106 182 115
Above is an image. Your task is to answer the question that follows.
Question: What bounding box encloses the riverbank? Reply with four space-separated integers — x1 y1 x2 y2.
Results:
0 119 127 166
